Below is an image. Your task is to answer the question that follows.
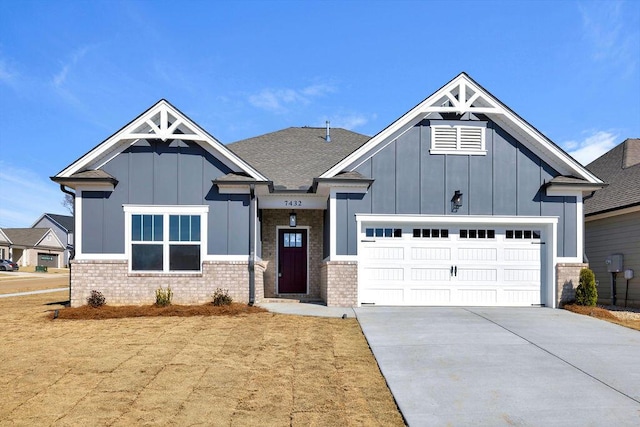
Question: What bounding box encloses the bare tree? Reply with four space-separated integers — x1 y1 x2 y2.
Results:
62 194 74 215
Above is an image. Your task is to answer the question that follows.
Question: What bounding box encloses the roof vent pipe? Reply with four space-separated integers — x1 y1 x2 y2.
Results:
325 120 331 142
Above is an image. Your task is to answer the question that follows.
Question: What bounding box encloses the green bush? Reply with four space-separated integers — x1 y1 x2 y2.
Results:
575 268 598 306
86 290 106 308
155 287 173 307
212 288 232 306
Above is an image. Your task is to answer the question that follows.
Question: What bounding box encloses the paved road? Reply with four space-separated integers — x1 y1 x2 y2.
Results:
356 307 640 426
0 272 69 295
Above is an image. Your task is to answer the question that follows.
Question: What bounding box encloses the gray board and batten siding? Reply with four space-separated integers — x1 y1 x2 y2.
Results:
81 139 251 256
335 119 577 256
585 211 640 304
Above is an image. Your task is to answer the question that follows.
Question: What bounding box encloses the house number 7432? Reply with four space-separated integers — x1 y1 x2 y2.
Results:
284 200 302 207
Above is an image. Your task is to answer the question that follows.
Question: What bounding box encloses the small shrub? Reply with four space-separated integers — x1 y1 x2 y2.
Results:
212 288 232 306
155 286 173 307
87 290 106 308
575 268 598 306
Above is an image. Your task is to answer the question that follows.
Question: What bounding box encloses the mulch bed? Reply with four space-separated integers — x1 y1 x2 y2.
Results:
51 302 267 320
563 304 619 320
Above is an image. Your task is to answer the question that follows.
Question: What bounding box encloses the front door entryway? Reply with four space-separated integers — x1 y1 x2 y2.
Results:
278 229 308 293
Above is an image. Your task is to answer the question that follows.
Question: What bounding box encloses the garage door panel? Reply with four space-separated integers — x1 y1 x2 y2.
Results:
458 268 497 282
365 246 404 260
503 269 540 282
504 248 540 262
411 247 451 261
458 289 497 304
457 248 497 261
503 289 541 305
365 267 404 281
410 267 450 282
410 288 451 304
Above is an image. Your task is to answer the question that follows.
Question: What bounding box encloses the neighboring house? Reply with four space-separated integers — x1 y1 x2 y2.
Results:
0 229 11 260
0 228 66 268
52 72 604 308
584 138 640 307
31 213 74 267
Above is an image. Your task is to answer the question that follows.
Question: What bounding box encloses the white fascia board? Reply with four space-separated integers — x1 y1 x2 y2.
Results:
123 205 209 214
321 73 601 185
0 229 12 245
315 182 370 197
216 185 251 194
57 100 267 182
488 115 601 184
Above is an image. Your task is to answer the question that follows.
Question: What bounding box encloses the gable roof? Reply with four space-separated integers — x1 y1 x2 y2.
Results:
321 72 603 186
31 213 74 233
1 228 65 249
227 127 370 190
52 99 268 186
584 138 640 216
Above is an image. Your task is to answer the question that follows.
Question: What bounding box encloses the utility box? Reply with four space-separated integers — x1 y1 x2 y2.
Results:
605 254 623 273
624 269 634 280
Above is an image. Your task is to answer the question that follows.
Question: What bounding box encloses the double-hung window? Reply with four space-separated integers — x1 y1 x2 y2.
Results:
125 206 208 273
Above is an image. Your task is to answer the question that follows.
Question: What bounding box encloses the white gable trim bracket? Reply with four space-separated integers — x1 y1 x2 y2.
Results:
56 100 267 182
320 73 602 185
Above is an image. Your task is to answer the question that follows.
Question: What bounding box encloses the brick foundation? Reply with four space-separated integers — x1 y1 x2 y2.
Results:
556 263 589 307
321 261 358 307
70 259 266 307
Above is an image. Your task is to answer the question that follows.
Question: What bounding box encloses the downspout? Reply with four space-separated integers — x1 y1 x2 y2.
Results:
59 185 75 305
248 184 256 306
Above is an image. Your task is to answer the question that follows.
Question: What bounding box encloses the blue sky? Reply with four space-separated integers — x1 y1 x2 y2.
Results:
0 0 638 228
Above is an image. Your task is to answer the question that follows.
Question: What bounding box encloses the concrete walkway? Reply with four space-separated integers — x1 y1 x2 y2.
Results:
259 302 356 318
356 306 640 426
0 288 68 298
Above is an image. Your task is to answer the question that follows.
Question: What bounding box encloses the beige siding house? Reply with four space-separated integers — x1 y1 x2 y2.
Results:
585 138 640 307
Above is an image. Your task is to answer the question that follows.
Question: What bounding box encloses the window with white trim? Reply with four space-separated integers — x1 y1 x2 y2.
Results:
430 124 486 155
125 206 207 273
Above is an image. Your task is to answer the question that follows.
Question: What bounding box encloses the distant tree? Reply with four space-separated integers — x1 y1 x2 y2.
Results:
62 193 74 215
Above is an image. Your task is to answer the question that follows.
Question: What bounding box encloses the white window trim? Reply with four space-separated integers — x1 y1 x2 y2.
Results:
123 205 209 274
430 124 487 155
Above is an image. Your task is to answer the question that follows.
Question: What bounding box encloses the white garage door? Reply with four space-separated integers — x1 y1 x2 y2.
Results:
359 224 545 306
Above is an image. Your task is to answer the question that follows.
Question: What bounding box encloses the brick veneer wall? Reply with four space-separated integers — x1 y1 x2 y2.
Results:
70 259 265 307
556 262 589 307
321 261 358 307
260 210 324 300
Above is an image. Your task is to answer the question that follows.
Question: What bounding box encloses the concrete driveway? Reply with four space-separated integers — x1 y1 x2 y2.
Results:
356 307 640 426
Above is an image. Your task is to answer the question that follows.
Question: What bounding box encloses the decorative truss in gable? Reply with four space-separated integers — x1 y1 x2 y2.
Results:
124 105 205 142
422 77 502 115
55 99 267 181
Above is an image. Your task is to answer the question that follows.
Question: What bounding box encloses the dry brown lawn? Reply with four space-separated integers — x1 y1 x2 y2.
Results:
0 292 404 426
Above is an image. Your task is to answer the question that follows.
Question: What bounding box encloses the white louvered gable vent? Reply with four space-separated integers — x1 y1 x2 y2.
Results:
430 124 486 155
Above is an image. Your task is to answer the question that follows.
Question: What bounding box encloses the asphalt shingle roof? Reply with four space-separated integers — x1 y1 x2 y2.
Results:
2 228 56 247
584 138 640 215
227 127 370 190
44 213 74 233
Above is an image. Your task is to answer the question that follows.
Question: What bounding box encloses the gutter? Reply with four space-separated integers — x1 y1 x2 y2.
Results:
248 184 256 306
59 185 75 305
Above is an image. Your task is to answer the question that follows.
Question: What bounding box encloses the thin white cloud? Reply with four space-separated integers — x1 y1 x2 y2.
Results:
326 112 375 131
0 162 67 228
0 54 19 87
578 1 639 76
248 83 337 114
564 131 619 165
52 46 91 88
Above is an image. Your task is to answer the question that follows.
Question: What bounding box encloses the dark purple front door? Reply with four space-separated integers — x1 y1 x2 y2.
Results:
278 230 307 293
